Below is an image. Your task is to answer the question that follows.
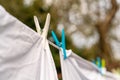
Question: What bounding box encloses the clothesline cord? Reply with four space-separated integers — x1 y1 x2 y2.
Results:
48 40 60 50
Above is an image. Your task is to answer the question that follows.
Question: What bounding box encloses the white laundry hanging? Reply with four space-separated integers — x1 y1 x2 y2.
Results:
0 5 58 80
1 4 119 80
34 13 59 80
59 49 120 80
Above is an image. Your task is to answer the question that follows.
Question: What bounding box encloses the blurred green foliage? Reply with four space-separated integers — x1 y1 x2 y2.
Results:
0 0 49 29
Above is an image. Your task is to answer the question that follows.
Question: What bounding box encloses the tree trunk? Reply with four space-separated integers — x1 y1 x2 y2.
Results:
95 0 118 70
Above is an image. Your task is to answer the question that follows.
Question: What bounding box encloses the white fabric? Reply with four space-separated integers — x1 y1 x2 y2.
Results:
59 49 120 80
0 5 58 80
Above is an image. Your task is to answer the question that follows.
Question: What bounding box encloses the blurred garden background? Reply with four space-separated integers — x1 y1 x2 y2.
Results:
0 0 120 77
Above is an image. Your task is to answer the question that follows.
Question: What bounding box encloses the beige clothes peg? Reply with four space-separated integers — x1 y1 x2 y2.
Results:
34 13 50 38
34 13 59 80
33 13 60 50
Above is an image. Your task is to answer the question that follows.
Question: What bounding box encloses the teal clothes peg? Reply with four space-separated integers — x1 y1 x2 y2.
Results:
96 57 103 74
96 57 101 68
51 29 67 59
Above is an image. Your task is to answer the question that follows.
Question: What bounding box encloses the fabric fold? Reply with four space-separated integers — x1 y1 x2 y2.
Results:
0 5 58 80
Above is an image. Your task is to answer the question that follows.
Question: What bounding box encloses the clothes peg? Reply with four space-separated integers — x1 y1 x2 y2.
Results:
51 29 67 59
101 59 106 75
34 13 50 38
34 13 60 50
101 59 105 68
96 57 101 68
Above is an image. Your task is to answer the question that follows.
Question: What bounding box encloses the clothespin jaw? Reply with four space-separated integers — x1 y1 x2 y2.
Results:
42 13 50 38
34 13 51 38
51 31 60 46
33 16 41 34
61 29 67 59
51 29 67 59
